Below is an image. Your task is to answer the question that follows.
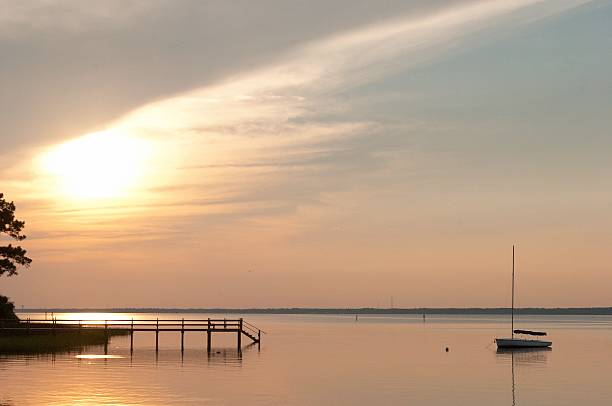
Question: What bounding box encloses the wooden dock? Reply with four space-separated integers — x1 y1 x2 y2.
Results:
1 318 264 352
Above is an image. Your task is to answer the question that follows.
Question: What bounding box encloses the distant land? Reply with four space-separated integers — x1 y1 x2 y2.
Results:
19 307 612 315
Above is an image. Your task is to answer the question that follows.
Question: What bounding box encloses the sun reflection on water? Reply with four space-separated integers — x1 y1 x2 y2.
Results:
75 354 124 359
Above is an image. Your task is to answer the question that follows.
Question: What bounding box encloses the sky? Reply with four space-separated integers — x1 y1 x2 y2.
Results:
1 0 611 308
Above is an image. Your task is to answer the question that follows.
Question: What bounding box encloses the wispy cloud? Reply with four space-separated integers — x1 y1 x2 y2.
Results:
5 0 593 254
99 0 589 218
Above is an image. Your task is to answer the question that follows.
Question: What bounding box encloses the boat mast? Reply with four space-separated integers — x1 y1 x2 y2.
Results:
511 245 515 338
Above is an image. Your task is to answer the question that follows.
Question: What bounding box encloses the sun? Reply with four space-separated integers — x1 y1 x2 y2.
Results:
40 130 151 200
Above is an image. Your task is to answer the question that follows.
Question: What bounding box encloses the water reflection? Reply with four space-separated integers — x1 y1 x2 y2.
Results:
76 354 124 359
496 348 551 405
4 313 612 405
1 338 259 368
496 347 551 364
0 342 108 360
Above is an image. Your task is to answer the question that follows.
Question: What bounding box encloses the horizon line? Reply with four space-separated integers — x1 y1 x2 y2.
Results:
17 307 612 315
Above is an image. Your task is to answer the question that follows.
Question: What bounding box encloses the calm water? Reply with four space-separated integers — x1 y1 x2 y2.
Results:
2 312 612 405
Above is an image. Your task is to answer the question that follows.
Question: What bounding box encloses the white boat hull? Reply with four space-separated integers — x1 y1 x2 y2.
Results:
496 338 552 348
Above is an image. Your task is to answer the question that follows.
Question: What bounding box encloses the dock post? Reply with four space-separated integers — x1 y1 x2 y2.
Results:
181 318 185 352
130 318 134 352
26 318 30 334
155 318 159 352
237 318 243 349
207 318 211 352
103 320 109 355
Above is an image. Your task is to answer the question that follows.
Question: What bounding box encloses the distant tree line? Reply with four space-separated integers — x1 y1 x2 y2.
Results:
19 307 612 315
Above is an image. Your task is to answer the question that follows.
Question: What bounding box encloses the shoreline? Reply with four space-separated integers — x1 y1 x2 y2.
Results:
0 323 128 354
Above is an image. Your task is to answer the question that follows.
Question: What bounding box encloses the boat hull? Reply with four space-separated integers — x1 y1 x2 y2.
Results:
495 338 552 348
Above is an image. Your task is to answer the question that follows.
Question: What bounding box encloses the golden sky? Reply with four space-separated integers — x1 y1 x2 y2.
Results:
1 0 611 308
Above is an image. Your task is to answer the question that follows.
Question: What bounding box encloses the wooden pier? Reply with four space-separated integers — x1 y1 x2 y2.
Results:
1 318 264 352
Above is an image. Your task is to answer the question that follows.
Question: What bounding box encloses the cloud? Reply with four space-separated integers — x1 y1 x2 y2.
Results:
0 0 473 160
96 0 591 207
3 0 594 253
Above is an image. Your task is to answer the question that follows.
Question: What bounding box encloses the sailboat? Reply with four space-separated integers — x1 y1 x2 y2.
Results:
495 246 552 349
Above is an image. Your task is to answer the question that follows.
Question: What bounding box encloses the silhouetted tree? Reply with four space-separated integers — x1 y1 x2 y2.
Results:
1 193 31 322
0 295 19 321
1 192 32 277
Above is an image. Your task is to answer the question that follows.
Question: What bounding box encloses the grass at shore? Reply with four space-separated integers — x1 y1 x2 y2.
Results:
0 325 129 354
